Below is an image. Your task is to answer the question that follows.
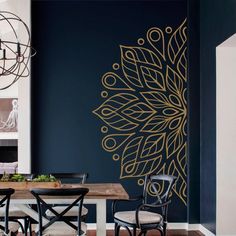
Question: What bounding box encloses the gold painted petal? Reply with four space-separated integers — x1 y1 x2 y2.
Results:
120 136 163 178
167 19 187 64
147 27 165 60
166 128 184 159
166 66 183 95
141 115 169 133
102 72 134 91
121 102 156 122
141 66 166 91
141 133 166 158
93 93 139 131
141 91 170 109
102 133 135 152
167 143 187 205
177 47 187 82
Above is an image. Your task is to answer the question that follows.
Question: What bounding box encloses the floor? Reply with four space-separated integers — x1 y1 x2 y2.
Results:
18 230 205 236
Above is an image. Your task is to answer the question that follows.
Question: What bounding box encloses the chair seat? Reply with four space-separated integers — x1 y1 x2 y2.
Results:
0 206 28 217
114 211 162 225
36 222 87 236
46 206 88 217
0 221 20 233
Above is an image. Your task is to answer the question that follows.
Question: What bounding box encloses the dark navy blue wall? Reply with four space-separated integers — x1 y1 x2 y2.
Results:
200 0 236 233
187 0 200 224
31 0 187 223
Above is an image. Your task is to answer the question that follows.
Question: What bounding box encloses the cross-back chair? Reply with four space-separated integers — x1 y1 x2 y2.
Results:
45 173 88 220
0 188 19 236
31 187 89 236
112 174 177 236
0 174 35 236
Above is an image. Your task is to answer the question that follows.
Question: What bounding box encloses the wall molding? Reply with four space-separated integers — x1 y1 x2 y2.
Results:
87 223 215 235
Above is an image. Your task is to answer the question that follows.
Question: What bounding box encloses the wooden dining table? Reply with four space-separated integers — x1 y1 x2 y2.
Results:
10 183 129 236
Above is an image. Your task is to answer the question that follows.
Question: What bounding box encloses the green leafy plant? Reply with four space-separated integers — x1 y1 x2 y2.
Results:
32 174 56 182
10 174 26 182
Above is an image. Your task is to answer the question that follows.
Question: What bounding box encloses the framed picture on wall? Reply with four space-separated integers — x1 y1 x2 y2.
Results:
0 98 18 133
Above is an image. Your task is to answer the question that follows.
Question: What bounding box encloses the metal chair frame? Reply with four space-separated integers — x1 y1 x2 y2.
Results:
31 187 89 236
112 174 177 236
0 188 15 236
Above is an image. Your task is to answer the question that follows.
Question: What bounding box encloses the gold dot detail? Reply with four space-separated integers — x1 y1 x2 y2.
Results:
112 63 120 70
166 27 172 34
101 91 108 98
138 179 144 186
113 154 120 161
101 126 108 133
137 38 145 45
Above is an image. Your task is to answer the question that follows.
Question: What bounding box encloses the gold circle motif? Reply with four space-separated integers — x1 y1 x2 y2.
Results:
137 38 145 45
113 154 120 161
166 26 172 34
101 91 108 98
112 63 120 70
104 75 116 86
101 126 108 133
138 179 144 186
150 30 161 42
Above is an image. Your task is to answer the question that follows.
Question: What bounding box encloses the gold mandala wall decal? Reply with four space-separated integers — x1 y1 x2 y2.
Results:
93 19 187 205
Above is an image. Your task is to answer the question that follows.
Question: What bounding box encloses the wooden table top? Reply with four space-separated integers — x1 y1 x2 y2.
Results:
12 183 129 200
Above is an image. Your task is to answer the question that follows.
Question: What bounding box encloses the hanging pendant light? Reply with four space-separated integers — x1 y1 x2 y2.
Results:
0 11 36 90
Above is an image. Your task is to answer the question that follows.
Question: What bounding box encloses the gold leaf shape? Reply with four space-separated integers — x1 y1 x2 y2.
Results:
167 143 187 205
141 91 170 109
120 45 162 88
141 66 166 91
93 93 139 131
147 27 165 60
102 72 134 91
169 94 182 108
177 47 187 82
166 128 184 159
141 133 166 158
167 18 187 64
166 66 183 96
141 115 169 133
122 102 156 122
102 133 134 152
120 136 162 178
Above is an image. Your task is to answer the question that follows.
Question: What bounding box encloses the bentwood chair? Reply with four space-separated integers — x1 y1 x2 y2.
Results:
31 187 89 236
0 188 20 236
112 174 177 236
0 174 35 236
45 173 88 220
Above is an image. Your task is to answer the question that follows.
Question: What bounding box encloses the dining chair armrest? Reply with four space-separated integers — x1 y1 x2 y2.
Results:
135 200 171 227
112 195 143 215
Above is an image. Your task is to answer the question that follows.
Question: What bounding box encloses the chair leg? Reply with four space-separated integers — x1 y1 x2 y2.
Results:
115 223 120 236
24 217 28 236
133 227 136 236
163 222 167 236
28 218 32 236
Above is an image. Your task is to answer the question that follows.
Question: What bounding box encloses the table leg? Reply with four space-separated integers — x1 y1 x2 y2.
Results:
96 199 106 236
13 204 49 224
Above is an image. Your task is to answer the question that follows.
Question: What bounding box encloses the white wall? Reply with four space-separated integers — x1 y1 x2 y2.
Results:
0 0 31 172
216 34 236 235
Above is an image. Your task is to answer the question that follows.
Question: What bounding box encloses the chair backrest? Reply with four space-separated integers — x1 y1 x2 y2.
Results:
143 174 177 209
31 187 89 236
0 188 15 234
50 173 88 184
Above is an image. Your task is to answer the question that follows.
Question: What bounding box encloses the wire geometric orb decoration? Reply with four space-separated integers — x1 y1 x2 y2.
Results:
0 11 36 90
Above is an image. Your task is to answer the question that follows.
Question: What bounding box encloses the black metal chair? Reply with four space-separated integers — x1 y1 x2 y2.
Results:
0 174 35 236
112 174 177 236
45 173 88 220
31 187 89 236
0 174 34 236
0 188 19 236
